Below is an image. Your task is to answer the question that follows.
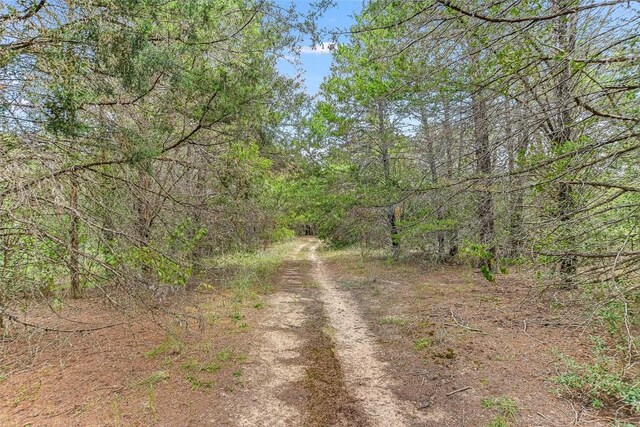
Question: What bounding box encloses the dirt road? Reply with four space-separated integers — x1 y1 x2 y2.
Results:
235 238 425 426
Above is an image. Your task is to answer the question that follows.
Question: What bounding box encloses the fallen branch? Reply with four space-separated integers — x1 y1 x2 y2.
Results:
446 386 471 396
522 319 545 344
445 308 487 334
1 308 127 333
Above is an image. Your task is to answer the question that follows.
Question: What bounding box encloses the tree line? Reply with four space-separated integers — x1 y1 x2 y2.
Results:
285 0 640 371
301 0 639 286
0 0 309 328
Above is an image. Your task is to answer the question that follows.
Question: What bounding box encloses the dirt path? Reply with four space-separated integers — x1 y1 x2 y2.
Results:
236 241 312 426
236 238 422 426
309 241 426 427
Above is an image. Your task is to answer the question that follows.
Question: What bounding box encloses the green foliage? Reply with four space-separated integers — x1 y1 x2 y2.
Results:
460 243 496 281
480 265 495 283
2 4 640 425
43 85 88 136
0 0 304 315
553 348 640 414
125 245 191 287
460 243 494 264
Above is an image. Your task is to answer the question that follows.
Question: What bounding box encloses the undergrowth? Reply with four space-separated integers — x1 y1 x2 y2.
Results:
552 344 640 415
212 239 299 298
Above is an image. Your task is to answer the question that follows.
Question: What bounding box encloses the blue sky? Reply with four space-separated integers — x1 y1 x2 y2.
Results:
276 1 362 95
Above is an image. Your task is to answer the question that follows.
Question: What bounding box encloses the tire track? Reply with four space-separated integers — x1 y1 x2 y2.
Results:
309 242 427 426
236 242 311 427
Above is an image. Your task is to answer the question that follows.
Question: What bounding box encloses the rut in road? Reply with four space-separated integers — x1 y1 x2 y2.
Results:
309 241 427 427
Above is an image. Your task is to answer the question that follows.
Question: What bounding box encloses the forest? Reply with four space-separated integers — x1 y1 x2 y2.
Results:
1 0 639 425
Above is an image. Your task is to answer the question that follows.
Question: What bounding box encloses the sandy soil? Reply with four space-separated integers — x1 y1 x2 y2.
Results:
310 243 427 426
235 241 311 426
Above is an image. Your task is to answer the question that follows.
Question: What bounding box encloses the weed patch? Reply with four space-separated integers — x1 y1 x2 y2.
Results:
186 374 214 391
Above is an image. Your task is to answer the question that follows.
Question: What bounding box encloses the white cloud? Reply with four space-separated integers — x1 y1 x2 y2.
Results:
298 42 335 55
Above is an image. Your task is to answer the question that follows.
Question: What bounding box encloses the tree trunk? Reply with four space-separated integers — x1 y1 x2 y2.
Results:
472 90 495 270
136 167 153 281
69 174 81 299
0 226 11 330
0 241 7 330
551 0 578 285
421 105 445 261
447 104 464 259
443 99 453 180
388 205 399 258
378 100 399 258
507 103 529 257
443 99 456 258
190 164 207 284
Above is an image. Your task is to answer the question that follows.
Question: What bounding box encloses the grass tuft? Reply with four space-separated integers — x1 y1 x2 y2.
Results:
481 396 518 421
186 374 214 390
145 335 183 358
414 337 433 351
136 370 170 387
379 316 409 326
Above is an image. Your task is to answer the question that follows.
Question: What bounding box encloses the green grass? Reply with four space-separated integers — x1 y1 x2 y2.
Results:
213 239 299 285
414 337 433 351
481 396 518 422
217 348 233 362
144 335 183 358
487 415 509 427
230 309 243 321
186 374 214 390
233 369 244 385
205 240 298 317
379 316 409 326
181 358 220 373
